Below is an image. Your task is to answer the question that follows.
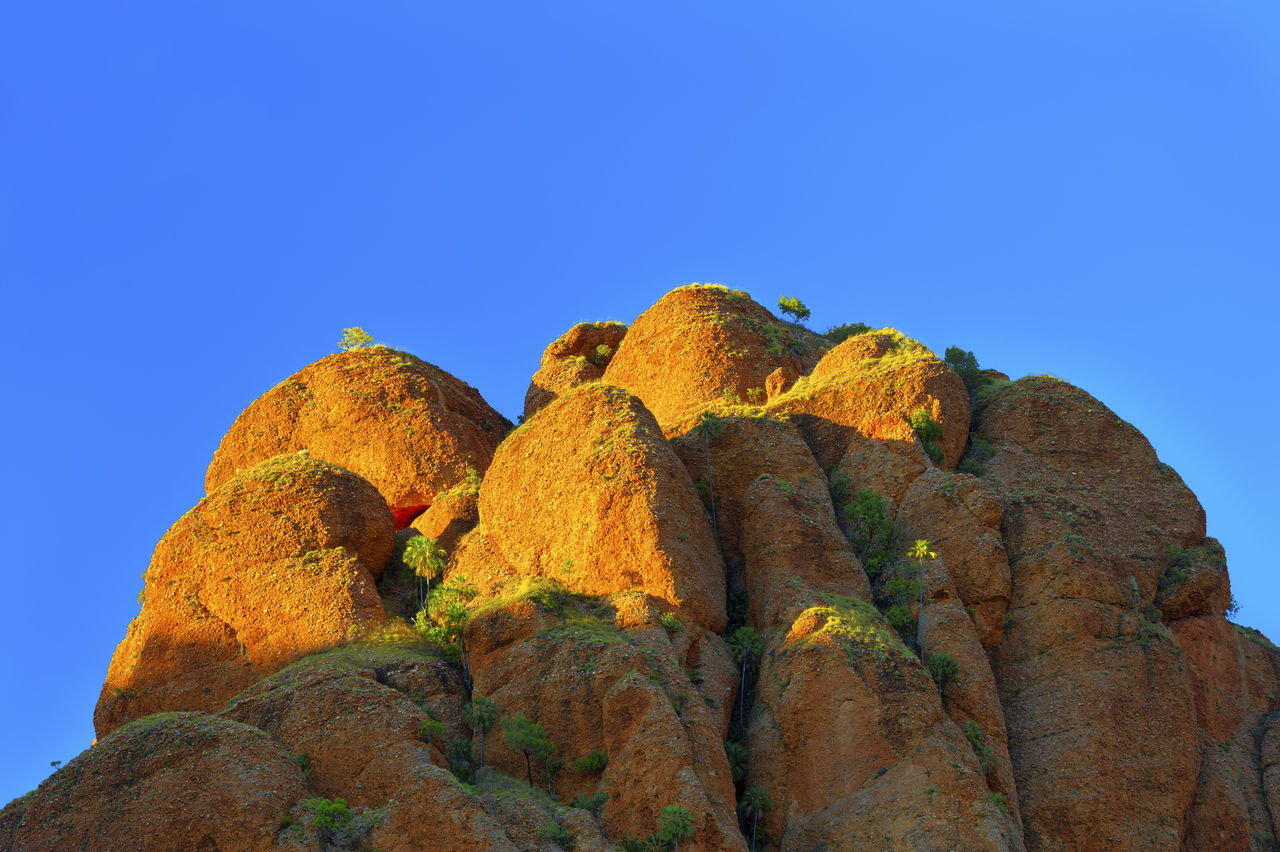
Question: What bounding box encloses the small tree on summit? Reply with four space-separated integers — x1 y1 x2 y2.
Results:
777 296 810 326
338 327 374 351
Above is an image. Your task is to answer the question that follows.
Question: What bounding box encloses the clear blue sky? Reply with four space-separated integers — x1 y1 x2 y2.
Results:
2 2 1277 806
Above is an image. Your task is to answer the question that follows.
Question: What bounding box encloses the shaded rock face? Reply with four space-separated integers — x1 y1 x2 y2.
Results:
768 329 970 471
978 377 1207 849
466 593 746 852
602 285 827 432
219 646 468 808
7 712 306 852
95 455 392 737
206 346 511 507
524 321 628 418
481 383 727 632
745 599 1018 851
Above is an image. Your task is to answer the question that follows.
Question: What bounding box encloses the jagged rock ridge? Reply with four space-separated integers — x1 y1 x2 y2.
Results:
4 284 1278 852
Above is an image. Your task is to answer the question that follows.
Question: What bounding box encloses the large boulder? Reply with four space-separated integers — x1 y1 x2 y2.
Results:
95 455 391 737
524 321 628 418
746 597 1018 851
602 285 827 432
767 329 970 471
220 645 467 808
7 712 305 852
206 346 511 507
480 383 727 632
465 591 746 851
978 377 1206 848
668 413 829 563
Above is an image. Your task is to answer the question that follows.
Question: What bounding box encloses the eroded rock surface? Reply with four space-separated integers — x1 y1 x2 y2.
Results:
207 346 510 507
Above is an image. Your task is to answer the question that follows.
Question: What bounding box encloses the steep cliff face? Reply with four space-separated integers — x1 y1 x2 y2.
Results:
8 287 1279 852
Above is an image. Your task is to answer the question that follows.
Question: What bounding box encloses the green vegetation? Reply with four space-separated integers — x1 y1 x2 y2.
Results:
799 593 915 664
823 322 873 344
908 539 937 656
964 720 995 775
464 696 498 767
659 612 681 632
835 486 894 577
501 713 557 790
738 786 772 852
691 410 725 540
589 343 614 367
658 804 695 851
909 409 944 465
304 796 352 840
338 327 374 351
571 791 609 817
449 736 476 783
777 295 811 326
958 433 994 476
418 717 446 743
573 748 609 775
926 652 958 688
536 820 574 849
727 626 763 738
988 791 1009 814
403 535 447 612
725 741 749 783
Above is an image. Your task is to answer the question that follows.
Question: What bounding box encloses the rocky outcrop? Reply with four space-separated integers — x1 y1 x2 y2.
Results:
95 454 391 737
524 321 628 418
465 591 746 851
602 285 827 432
745 597 1018 850
220 645 467 807
7 712 305 852
768 330 970 471
206 346 510 507
480 383 727 632
978 376 1206 848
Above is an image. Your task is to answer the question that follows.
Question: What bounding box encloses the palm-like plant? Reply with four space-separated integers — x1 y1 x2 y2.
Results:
403 535 447 612
737 786 772 852
907 539 936 657
727 626 763 738
657 804 694 852
464 696 498 767
691 411 724 540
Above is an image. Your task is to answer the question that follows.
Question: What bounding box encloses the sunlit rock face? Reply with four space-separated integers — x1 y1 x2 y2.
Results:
21 286 1280 852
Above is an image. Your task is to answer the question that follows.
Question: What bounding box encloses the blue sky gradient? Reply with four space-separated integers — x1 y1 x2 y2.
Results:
2 1 1277 805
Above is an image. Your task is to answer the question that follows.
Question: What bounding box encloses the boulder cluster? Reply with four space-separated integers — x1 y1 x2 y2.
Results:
3 285 1277 852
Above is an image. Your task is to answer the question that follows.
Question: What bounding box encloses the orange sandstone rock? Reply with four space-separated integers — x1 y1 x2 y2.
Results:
8 712 305 852
524 321 628 418
603 285 827 432
768 329 970 471
480 383 727 632
206 346 510 506
94 455 391 737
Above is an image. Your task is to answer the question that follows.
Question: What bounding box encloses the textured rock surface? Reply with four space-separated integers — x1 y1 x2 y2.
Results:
207 346 510 506
524 321 628 418
978 376 1206 849
768 329 970 470
481 383 727 632
95 454 391 737
466 592 746 851
746 598 1018 851
603 285 827 432
28 287 1280 852
8 712 305 852
220 646 466 807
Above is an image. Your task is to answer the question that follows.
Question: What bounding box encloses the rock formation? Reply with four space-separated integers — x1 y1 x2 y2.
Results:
8 288 1280 852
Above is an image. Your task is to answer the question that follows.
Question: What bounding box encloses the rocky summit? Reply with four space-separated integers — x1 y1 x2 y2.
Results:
5 284 1278 852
